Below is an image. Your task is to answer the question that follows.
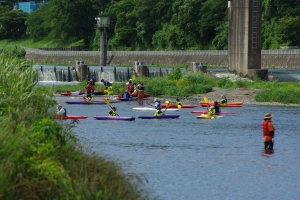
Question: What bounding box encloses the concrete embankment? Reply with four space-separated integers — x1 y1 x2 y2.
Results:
25 51 300 68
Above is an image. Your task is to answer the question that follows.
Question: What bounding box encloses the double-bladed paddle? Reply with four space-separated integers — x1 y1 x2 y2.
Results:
103 98 119 116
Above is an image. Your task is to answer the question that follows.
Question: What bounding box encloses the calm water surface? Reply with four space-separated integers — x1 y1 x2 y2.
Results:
57 97 300 200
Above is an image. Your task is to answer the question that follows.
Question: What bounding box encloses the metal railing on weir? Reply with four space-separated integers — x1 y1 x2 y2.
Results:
23 47 300 56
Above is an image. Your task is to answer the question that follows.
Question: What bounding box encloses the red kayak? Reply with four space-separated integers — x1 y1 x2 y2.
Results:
60 91 85 96
162 104 197 108
55 115 88 120
191 110 237 114
117 93 150 98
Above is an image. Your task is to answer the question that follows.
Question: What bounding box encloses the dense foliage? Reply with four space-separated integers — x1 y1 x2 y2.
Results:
0 54 150 199
1 0 300 50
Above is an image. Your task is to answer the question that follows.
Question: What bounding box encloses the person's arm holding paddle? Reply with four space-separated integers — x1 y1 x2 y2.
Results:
104 99 119 116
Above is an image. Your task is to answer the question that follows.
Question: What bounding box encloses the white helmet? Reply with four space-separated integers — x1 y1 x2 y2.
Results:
154 98 158 102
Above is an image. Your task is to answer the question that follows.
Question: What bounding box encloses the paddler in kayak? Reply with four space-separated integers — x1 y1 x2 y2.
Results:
207 106 216 116
83 96 93 102
108 106 117 116
154 107 163 116
56 104 67 117
220 95 227 106
262 113 275 150
214 101 221 114
176 99 182 109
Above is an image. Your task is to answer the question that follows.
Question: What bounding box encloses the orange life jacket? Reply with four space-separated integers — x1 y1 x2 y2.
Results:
262 120 272 141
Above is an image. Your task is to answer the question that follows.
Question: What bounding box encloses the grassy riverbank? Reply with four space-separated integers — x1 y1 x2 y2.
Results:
0 54 150 199
50 68 300 105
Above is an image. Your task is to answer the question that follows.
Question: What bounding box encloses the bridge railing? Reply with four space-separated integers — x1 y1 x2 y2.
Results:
23 47 300 56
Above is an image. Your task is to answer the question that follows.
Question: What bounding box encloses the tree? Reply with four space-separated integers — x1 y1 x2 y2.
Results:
0 9 28 39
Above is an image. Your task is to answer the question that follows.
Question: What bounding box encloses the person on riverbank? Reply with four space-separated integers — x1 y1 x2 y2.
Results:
90 75 96 94
176 99 182 109
108 106 117 116
154 98 162 109
107 83 113 99
262 113 275 150
268 72 274 82
101 79 110 90
137 80 144 105
56 104 66 117
85 80 93 97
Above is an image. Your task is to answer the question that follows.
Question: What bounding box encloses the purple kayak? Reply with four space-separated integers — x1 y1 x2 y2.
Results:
191 110 237 114
66 99 120 105
138 114 180 119
94 116 135 121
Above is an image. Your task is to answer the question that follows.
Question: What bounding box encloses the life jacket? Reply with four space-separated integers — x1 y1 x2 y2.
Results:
109 110 117 116
85 83 92 92
214 105 220 113
63 108 67 117
127 84 132 93
262 120 272 141
176 101 182 109
155 109 162 116
221 98 227 105
156 101 162 109
107 86 113 95
208 108 216 115
138 83 144 91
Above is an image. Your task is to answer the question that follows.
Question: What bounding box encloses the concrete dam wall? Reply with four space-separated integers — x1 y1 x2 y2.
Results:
25 49 300 69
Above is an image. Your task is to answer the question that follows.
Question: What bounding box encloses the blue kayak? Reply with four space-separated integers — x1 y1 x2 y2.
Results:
118 97 137 101
138 114 180 119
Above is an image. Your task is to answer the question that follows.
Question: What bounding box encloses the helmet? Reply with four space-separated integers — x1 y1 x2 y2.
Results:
101 79 104 82
154 98 158 102
112 106 116 110
214 101 218 105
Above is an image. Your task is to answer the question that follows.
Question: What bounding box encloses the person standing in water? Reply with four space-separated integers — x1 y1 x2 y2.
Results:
262 113 275 150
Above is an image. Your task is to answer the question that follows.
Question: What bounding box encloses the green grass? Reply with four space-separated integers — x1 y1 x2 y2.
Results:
0 53 150 199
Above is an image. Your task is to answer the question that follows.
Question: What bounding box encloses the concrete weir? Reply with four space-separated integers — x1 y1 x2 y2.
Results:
228 0 268 80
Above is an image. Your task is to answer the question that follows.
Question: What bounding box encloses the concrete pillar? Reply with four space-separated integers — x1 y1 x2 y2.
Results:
228 0 267 79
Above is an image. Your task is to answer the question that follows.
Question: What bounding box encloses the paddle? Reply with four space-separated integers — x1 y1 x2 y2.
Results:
103 98 119 116
145 101 155 107
163 101 170 113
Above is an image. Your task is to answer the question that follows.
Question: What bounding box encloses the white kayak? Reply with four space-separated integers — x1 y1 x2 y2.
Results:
133 107 179 111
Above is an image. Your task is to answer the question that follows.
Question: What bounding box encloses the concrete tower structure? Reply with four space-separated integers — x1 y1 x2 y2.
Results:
228 0 268 80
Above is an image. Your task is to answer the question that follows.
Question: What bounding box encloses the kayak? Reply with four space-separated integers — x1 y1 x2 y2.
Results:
60 91 85 96
55 115 88 119
191 110 236 114
162 104 197 108
199 101 243 106
118 97 137 101
66 99 120 104
94 116 135 121
199 103 242 107
133 107 179 111
138 114 180 119
118 93 151 98
93 91 106 95
196 114 223 119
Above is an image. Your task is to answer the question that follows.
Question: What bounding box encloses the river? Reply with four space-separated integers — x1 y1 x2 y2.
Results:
56 96 300 200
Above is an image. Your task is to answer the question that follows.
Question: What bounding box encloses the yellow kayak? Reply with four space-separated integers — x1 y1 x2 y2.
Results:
196 114 222 119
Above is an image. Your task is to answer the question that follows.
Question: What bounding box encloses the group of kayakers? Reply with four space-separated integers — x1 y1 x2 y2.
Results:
125 78 145 105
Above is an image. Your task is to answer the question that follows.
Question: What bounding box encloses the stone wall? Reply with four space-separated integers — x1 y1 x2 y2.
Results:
25 52 300 69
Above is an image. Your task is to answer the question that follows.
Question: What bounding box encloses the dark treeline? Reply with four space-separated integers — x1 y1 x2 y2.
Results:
1 0 300 50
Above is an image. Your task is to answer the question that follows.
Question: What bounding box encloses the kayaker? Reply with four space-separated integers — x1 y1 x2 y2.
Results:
154 98 162 109
107 83 113 99
90 75 96 94
100 79 110 90
83 96 93 102
154 107 163 116
214 101 221 114
56 104 67 117
220 95 227 106
176 99 182 109
109 106 117 116
262 113 275 150
85 80 93 97
207 106 216 116
137 80 144 105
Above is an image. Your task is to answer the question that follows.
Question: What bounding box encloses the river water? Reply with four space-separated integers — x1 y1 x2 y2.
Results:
56 96 300 200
